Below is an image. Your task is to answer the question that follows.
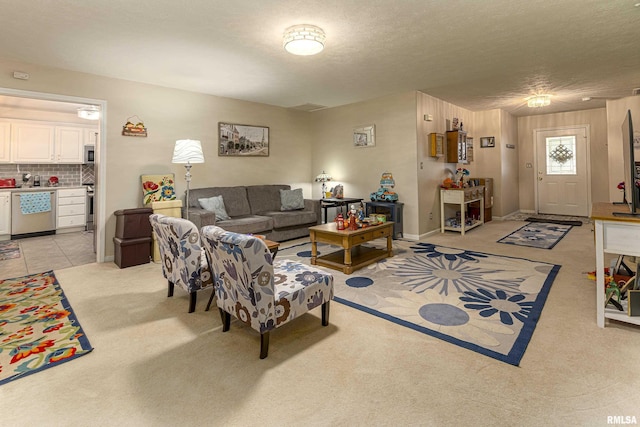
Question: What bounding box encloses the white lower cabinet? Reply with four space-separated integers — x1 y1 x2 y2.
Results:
57 188 86 230
0 191 10 236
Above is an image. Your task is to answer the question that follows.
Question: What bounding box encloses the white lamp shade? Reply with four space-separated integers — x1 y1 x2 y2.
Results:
283 24 326 56
172 139 204 164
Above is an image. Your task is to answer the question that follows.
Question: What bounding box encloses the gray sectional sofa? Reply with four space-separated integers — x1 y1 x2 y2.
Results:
185 185 321 241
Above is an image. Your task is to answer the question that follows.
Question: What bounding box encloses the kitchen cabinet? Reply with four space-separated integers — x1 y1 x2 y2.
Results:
55 126 84 163
0 191 10 236
11 122 55 163
446 130 468 164
57 187 86 231
440 187 484 235
84 128 99 146
0 120 10 163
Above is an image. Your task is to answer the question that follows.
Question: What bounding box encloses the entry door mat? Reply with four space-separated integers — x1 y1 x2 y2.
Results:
0 270 93 386
525 217 582 227
0 241 21 261
498 223 573 249
278 240 560 366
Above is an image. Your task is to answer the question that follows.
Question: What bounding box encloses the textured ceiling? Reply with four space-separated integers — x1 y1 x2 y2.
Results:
0 0 639 116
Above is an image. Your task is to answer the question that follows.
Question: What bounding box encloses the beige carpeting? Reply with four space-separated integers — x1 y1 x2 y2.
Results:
1 220 639 426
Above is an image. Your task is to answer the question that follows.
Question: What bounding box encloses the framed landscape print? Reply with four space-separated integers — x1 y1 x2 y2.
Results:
353 125 375 148
218 122 269 157
480 136 495 148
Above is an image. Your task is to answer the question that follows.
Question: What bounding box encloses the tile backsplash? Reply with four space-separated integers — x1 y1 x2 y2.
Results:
0 164 95 186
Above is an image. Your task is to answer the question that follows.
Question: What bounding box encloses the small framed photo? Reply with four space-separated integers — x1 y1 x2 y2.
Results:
354 125 375 148
429 133 445 157
480 136 495 148
218 122 269 156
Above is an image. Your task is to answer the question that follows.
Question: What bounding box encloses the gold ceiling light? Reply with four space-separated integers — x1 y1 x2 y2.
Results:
526 94 551 108
283 24 326 56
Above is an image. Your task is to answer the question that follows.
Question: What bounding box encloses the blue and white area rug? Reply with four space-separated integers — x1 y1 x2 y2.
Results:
278 240 560 366
498 222 573 249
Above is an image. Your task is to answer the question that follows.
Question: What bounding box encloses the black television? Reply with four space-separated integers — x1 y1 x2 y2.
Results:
613 109 640 217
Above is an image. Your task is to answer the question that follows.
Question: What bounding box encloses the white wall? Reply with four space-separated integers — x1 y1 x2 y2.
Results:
312 92 419 236
0 58 314 258
517 108 609 212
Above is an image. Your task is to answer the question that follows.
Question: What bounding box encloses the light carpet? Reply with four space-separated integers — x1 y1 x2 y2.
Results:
0 270 93 386
498 222 573 249
278 240 560 366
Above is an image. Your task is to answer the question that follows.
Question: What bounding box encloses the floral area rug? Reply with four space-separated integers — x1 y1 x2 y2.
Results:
278 240 560 366
0 270 93 386
497 222 573 249
0 241 21 261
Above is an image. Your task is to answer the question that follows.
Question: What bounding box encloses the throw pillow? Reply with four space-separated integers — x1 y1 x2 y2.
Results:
280 188 305 211
198 195 231 221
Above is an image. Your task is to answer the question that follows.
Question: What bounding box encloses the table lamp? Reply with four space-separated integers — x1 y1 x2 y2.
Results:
315 171 332 198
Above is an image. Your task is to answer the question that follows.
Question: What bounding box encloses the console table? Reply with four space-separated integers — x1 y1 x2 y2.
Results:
592 202 640 328
440 187 484 235
366 201 403 239
320 197 363 223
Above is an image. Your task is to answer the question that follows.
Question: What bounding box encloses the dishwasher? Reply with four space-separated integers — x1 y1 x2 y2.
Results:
11 190 57 238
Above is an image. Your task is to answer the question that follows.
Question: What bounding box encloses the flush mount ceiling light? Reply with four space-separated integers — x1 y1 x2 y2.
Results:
77 105 101 120
525 94 551 108
283 24 326 56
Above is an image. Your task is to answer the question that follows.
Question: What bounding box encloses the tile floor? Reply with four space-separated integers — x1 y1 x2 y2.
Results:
0 231 95 279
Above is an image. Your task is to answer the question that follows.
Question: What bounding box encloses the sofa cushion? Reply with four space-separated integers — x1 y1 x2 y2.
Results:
280 188 305 211
198 195 231 221
262 210 318 229
246 185 290 214
189 186 251 217
216 215 273 234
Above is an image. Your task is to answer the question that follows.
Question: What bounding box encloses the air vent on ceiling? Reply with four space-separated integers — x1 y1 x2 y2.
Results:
289 103 327 112
632 88 640 96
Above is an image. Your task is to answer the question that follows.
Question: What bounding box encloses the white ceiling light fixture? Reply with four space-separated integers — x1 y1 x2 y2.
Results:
526 94 551 108
283 24 326 56
77 105 101 120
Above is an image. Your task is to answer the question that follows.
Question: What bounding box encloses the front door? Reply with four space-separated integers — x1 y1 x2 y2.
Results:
535 126 590 216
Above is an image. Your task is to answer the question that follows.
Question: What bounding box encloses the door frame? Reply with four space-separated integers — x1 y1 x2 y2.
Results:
533 124 592 216
0 86 107 263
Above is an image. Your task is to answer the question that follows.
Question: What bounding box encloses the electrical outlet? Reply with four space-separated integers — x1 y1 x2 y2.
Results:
429 212 433 220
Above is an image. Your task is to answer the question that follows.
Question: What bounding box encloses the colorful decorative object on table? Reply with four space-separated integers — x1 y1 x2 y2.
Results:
278 240 560 366
141 174 176 205
315 171 332 198
455 168 470 187
370 171 398 202
0 271 93 386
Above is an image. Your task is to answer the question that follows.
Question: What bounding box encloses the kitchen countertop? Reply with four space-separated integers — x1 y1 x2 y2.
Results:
0 185 87 192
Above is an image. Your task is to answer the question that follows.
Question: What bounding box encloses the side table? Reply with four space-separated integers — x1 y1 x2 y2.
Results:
366 201 404 239
320 197 363 223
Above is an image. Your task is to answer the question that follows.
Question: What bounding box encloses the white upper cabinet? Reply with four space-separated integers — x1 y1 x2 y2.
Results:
0 120 10 163
55 126 84 163
84 128 99 146
6 120 96 164
11 122 55 163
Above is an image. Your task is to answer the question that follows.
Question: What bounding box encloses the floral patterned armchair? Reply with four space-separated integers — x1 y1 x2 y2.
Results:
200 225 334 359
149 214 213 313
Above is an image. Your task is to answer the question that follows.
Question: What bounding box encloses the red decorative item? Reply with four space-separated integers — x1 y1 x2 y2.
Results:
335 213 345 230
348 214 358 230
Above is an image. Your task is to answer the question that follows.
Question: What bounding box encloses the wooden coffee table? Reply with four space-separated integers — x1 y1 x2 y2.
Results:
263 238 280 258
308 222 393 274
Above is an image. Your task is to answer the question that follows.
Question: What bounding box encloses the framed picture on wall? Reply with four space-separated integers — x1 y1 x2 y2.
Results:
480 136 495 148
353 125 375 148
218 122 269 156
